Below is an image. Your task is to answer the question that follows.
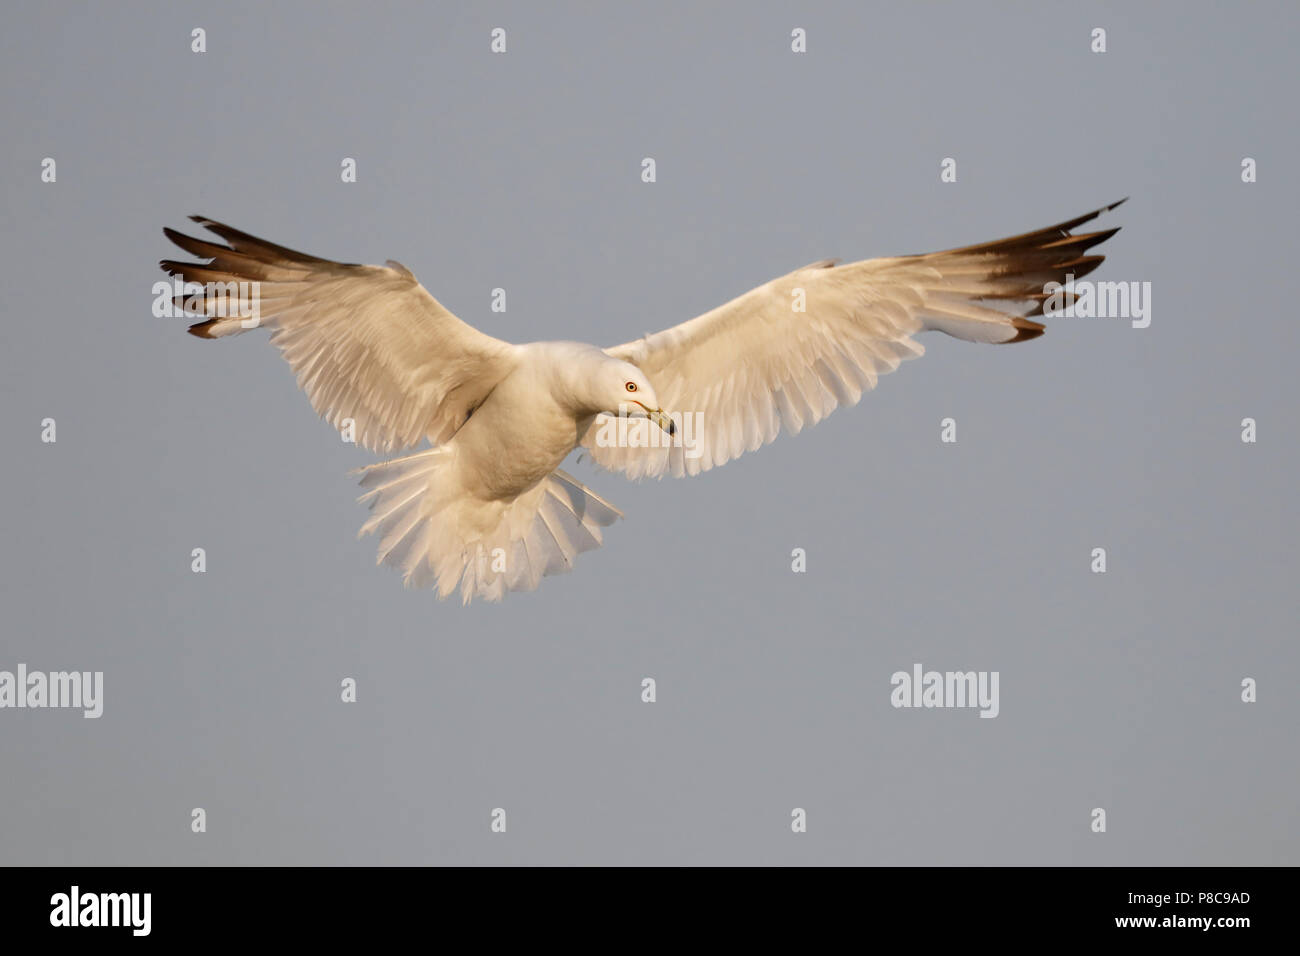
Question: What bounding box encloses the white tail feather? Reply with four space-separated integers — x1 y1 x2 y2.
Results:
354 449 622 604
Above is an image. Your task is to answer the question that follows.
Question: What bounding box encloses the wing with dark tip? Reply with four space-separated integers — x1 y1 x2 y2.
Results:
583 201 1126 478
160 217 517 454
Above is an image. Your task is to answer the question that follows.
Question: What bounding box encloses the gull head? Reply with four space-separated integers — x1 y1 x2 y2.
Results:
600 359 674 436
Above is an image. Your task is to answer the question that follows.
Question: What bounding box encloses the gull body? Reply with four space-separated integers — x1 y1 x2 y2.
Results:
160 201 1125 603
448 341 662 500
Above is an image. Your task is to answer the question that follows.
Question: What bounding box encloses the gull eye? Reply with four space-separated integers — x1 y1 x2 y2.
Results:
625 381 637 392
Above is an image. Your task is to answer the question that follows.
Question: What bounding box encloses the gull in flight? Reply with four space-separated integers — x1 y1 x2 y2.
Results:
160 201 1123 603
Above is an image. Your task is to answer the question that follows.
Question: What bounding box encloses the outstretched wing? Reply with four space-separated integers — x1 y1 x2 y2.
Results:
582 201 1124 478
161 217 517 454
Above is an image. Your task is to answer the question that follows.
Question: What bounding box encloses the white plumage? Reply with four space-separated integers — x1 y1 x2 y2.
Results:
161 201 1123 602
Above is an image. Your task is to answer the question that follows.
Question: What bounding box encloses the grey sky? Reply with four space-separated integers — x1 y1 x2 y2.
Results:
0 1 1296 864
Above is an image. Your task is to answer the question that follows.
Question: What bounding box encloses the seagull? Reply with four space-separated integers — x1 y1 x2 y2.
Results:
160 200 1124 603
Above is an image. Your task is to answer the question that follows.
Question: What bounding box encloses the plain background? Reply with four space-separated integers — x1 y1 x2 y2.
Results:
1 1 1296 865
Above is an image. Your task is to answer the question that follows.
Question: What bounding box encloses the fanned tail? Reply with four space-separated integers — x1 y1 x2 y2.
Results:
354 449 622 604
